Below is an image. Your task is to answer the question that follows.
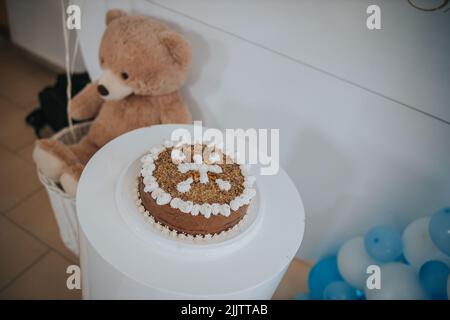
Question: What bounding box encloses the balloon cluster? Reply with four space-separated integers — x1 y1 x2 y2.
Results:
295 207 450 300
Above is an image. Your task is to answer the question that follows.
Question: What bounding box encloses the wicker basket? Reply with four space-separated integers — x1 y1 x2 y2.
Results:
37 122 91 256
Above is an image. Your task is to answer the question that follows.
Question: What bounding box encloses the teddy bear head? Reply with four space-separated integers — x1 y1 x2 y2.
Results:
97 10 192 101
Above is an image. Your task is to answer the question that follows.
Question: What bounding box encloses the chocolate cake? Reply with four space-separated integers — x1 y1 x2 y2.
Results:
136 141 256 236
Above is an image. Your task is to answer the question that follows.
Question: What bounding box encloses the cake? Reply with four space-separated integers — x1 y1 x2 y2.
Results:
136 141 256 236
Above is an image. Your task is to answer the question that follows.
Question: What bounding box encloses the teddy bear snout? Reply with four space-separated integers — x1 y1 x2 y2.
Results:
97 69 133 101
97 84 109 96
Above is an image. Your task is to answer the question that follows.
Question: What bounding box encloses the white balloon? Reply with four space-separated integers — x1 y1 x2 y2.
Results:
365 263 428 300
337 237 378 290
402 217 450 270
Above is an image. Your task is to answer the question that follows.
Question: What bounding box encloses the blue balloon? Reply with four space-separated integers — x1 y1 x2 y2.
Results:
429 207 450 256
355 289 366 300
419 260 450 300
323 281 358 300
364 226 402 262
308 256 343 300
397 254 408 264
294 292 309 300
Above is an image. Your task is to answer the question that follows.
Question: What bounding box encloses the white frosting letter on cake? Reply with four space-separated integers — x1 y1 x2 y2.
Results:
177 163 222 184
215 179 231 191
177 177 193 193
208 152 221 164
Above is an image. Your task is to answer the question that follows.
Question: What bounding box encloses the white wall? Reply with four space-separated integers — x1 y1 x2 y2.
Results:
75 0 450 259
6 0 86 72
151 0 450 124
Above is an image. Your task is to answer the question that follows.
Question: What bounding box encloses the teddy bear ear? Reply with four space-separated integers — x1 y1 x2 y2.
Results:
159 31 192 69
105 9 127 25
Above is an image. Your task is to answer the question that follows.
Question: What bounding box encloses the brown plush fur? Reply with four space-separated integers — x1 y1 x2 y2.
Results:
69 81 103 120
100 11 192 96
33 10 192 196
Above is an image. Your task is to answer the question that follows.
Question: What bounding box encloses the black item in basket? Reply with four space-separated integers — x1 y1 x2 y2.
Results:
25 72 91 138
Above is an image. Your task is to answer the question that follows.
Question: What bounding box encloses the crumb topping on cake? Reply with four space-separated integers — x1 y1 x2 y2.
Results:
140 141 256 218
153 147 245 204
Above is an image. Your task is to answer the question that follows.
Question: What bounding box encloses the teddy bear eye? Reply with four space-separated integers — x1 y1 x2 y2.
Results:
100 57 105 64
121 72 129 80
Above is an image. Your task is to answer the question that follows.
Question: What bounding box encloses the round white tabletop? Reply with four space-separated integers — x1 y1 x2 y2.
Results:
77 125 305 298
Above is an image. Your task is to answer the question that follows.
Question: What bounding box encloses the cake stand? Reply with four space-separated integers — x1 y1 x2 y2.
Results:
77 124 305 299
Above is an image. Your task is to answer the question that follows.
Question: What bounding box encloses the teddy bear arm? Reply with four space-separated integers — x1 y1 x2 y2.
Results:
70 81 104 121
160 100 192 124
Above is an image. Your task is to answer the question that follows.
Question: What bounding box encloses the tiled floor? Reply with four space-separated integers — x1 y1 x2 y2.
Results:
0 42 81 300
0 41 310 299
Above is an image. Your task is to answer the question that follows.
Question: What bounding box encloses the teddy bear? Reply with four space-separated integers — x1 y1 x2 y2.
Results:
33 9 192 197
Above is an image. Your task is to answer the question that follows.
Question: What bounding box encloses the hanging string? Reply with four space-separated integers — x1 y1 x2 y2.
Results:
70 27 80 76
61 0 80 141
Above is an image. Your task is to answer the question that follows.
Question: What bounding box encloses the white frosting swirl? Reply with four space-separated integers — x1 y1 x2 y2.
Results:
144 181 158 193
230 199 240 211
170 197 181 209
156 192 172 205
149 146 163 159
191 204 201 216
179 200 193 213
212 203 221 215
244 175 256 188
240 164 250 176
238 195 251 205
221 204 231 217
140 154 153 163
143 175 156 184
200 204 212 218
243 188 256 198
151 188 164 200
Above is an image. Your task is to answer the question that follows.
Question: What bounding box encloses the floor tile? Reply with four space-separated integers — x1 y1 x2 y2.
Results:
0 215 48 290
0 146 41 212
0 251 81 300
5 189 78 263
0 44 56 111
17 142 35 164
0 97 37 152
272 259 312 300
0 44 47 80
